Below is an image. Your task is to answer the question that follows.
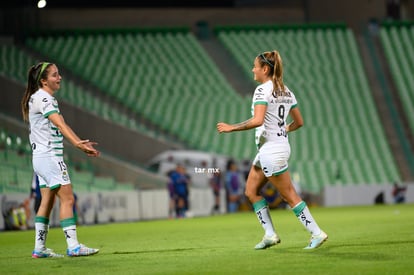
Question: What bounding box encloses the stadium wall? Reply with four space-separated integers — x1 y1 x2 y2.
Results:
0 187 227 230
26 7 304 31
3 1 401 36
324 183 414 206
2 1 414 39
2 184 413 230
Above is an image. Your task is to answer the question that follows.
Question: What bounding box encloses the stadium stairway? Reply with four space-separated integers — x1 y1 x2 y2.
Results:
198 35 256 96
378 23 414 176
359 25 414 181
380 24 414 136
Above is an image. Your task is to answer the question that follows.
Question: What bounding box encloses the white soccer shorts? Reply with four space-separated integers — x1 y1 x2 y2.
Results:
252 142 291 177
33 156 71 190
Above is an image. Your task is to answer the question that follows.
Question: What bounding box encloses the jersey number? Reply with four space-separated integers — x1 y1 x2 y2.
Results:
277 105 287 137
58 161 67 172
278 105 285 127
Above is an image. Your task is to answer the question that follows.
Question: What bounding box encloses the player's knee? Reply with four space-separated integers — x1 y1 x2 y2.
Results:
244 188 256 202
61 194 75 207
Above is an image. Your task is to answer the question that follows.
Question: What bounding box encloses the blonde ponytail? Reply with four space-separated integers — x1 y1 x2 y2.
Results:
271 50 285 97
257 51 286 97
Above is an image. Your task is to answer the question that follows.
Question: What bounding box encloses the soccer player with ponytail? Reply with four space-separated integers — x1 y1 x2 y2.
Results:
22 62 100 258
217 51 328 249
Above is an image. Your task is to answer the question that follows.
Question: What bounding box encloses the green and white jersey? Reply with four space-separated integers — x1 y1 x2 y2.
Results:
252 80 298 148
29 89 64 157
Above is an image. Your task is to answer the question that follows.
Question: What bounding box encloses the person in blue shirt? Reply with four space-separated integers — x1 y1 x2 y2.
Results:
169 164 190 218
30 173 42 213
225 160 243 213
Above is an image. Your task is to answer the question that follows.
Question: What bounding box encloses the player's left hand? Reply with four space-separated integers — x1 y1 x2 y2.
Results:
76 139 100 157
217 122 233 133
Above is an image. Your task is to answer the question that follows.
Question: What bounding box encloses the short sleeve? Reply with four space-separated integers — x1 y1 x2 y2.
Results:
39 97 59 118
252 86 268 106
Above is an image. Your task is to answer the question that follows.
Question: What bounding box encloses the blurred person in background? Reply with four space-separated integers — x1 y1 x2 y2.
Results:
392 182 407 204
225 160 244 213
209 170 222 214
169 164 191 218
30 173 42 214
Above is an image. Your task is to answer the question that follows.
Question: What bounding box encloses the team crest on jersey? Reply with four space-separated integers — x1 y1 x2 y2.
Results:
62 171 69 181
52 98 58 107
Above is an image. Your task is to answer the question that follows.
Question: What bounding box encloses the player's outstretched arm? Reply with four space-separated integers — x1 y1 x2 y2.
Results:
217 104 266 133
48 113 100 157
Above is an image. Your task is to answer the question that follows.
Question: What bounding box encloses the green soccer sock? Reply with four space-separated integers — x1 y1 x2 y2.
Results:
292 201 322 236
253 199 277 238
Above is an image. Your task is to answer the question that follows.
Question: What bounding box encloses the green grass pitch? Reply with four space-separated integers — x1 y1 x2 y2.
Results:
1 203 413 274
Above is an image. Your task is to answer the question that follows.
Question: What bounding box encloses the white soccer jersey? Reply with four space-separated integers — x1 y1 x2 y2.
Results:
252 80 297 148
28 89 64 157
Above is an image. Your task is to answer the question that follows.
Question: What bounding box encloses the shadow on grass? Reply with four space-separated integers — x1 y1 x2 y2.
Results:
271 239 414 262
112 248 197 255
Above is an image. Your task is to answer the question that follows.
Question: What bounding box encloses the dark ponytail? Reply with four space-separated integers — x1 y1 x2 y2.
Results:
21 62 51 121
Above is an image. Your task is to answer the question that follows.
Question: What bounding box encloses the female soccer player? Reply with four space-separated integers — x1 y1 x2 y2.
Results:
21 62 100 258
217 51 328 249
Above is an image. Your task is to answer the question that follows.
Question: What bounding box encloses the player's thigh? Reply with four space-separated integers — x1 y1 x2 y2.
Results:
56 184 75 205
267 171 301 207
245 165 267 197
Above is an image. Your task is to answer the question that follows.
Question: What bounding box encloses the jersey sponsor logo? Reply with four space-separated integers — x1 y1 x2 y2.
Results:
272 91 292 98
42 98 48 102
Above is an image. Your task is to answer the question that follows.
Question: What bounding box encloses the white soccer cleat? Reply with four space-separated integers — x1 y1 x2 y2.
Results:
254 235 281 250
32 248 64 258
66 244 99 257
304 231 328 249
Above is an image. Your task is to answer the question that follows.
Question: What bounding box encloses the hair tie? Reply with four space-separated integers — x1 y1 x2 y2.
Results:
36 62 50 84
259 53 274 68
